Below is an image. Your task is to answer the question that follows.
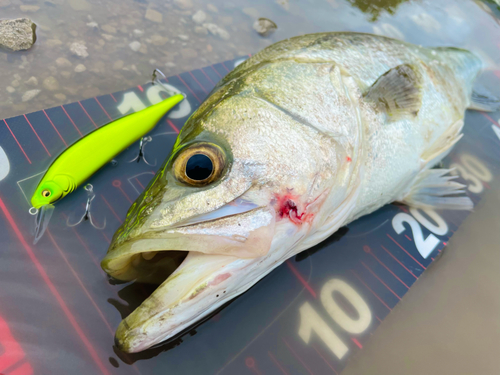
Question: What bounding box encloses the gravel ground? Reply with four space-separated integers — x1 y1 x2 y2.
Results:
1 0 499 120
0 0 297 119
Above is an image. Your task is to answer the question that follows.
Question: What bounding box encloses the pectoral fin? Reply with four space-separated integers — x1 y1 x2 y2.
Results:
365 64 423 119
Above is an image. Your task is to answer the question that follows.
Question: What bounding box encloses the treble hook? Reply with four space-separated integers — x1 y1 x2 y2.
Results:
66 184 106 230
152 69 186 99
128 136 156 166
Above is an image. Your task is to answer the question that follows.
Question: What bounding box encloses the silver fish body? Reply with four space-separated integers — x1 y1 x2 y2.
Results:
102 32 481 352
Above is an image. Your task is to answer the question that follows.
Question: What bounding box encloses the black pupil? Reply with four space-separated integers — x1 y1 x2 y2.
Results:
186 154 213 181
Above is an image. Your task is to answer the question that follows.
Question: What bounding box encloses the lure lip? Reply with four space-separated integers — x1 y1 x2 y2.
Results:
32 204 55 244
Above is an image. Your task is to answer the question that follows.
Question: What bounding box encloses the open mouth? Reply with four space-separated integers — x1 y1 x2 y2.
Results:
111 249 241 353
102 199 277 353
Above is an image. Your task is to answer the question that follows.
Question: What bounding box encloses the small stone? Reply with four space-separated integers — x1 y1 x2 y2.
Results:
194 26 208 35
43 76 59 91
181 48 197 59
113 60 124 70
207 4 218 13
139 44 148 54
174 0 193 10
203 23 230 40
22 89 41 102
25 76 38 86
133 29 144 36
74 64 86 72
276 0 289 11
68 0 91 11
20 5 40 12
0 18 37 51
55 57 72 67
11 80 20 87
129 41 141 52
54 93 67 101
46 39 62 47
192 10 207 24
242 7 259 19
150 34 169 45
86 21 98 29
101 25 117 34
253 18 277 37
6 86 15 93
145 8 163 23
178 34 189 41
101 33 114 41
206 44 213 52
70 41 89 58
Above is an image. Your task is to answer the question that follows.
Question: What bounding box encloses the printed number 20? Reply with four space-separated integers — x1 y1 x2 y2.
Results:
298 279 371 360
392 208 448 259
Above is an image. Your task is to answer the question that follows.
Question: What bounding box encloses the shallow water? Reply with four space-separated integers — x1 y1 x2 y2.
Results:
1 0 500 120
2 0 500 374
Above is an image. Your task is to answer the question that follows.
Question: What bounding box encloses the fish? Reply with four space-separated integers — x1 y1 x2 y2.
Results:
29 94 184 243
101 32 496 353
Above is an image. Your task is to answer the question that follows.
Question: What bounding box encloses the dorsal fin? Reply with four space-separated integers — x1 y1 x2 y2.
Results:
364 64 423 120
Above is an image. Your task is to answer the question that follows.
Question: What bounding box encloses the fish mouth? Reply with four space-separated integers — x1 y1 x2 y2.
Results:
103 203 276 353
113 251 242 353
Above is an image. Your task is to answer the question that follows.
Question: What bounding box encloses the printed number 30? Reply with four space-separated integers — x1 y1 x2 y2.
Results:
299 279 371 360
450 153 492 194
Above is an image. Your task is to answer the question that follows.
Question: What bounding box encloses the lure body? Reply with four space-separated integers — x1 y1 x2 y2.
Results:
30 94 183 209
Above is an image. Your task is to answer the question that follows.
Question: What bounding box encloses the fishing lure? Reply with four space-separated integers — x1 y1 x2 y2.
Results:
29 93 184 243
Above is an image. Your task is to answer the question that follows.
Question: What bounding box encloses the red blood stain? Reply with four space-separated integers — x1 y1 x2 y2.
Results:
346 156 352 162
274 193 314 225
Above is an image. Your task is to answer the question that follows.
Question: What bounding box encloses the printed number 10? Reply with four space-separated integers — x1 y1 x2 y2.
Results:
298 279 372 359
117 84 191 118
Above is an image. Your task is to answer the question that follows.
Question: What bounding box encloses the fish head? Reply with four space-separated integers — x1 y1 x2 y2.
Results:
103 62 362 353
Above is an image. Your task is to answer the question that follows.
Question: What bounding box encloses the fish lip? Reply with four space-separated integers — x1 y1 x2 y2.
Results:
103 204 275 281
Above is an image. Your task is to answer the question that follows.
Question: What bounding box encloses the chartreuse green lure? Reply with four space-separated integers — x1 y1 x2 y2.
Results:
31 94 183 209
29 94 183 243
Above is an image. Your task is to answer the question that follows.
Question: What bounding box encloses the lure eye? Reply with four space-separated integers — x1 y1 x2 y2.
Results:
42 189 51 198
173 143 226 186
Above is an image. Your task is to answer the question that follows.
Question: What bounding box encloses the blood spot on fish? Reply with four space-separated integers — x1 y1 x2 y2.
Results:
275 193 314 225
346 156 352 162
210 273 231 286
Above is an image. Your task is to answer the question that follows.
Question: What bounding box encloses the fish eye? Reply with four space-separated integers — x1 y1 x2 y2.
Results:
173 143 225 186
186 154 213 181
41 189 51 198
